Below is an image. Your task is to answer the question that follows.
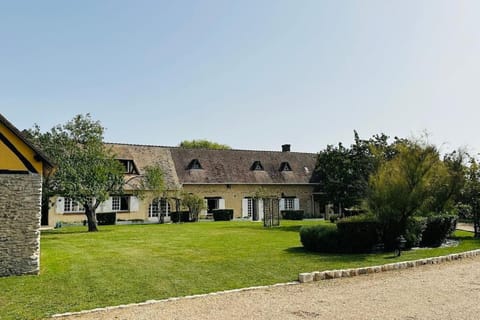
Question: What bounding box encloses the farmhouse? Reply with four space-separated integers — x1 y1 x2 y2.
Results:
47 143 321 226
0 114 52 277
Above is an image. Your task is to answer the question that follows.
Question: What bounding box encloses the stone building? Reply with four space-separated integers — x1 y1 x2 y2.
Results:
47 142 321 226
0 114 52 277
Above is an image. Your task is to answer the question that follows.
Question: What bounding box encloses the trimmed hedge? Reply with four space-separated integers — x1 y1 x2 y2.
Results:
281 210 304 220
336 214 381 253
170 211 191 223
97 212 116 225
420 214 457 247
212 209 234 221
299 224 340 253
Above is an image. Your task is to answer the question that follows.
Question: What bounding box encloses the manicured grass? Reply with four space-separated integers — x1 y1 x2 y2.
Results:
1 220 479 319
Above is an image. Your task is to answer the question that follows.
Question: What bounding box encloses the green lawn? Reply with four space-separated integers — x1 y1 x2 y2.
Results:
1 220 479 319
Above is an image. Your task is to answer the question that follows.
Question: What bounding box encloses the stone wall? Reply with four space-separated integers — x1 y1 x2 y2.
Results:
0 174 42 277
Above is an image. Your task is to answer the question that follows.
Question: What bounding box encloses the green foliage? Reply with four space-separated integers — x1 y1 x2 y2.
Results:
314 131 399 213
404 217 427 248
281 210 304 220
136 164 166 196
212 209 234 221
336 214 381 253
367 139 449 242
420 214 458 247
179 139 231 150
455 202 473 220
299 224 340 253
461 158 480 237
329 214 340 223
27 114 125 231
180 192 206 221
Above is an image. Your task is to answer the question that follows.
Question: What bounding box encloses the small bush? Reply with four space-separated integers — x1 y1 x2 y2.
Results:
420 214 457 247
336 214 381 253
456 203 473 221
281 210 304 220
329 214 340 223
170 211 191 223
404 217 427 248
97 212 116 225
300 224 340 253
212 209 234 221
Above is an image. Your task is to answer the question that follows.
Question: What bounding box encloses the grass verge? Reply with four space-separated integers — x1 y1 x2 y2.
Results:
0 220 479 319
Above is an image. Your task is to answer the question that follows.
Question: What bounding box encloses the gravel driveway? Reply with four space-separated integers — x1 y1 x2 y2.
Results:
55 255 480 320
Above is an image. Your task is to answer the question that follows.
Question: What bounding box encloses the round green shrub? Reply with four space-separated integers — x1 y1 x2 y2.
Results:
420 214 457 247
299 224 340 253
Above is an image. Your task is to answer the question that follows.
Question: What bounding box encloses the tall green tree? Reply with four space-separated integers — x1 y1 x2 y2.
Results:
133 163 167 223
179 139 231 150
462 158 480 237
367 139 452 246
27 114 124 232
314 131 388 214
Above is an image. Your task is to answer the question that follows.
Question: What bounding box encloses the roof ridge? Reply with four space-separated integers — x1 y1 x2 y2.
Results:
105 142 317 155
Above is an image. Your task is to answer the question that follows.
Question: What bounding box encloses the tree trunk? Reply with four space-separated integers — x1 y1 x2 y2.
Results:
85 205 99 232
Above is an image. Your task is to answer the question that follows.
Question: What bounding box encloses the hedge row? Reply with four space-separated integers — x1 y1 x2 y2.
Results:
281 210 304 220
170 211 192 223
212 209 234 221
300 214 457 253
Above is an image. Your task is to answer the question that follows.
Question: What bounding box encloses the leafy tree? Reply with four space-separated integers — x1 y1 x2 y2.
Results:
314 131 386 214
462 158 480 237
367 139 450 246
427 150 467 213
181 192 206 221
132 163 167 223
27 114 124 232
179 139 231 150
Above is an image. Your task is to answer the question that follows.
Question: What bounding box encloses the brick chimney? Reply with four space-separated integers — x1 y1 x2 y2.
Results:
282 144 291 152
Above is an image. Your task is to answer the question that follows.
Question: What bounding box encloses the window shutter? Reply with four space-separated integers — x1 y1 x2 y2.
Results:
242 198 249 217
294 198 300 210
258 199 264 220
279 198 285 211
130 196 139 212
56 197 64 214
98 197 112 213
218 198 225 209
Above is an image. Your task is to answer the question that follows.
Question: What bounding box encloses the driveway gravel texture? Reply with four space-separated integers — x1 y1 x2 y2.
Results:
55 255 480 320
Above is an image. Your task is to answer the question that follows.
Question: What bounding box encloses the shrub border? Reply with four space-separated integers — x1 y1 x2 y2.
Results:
298 249 480 283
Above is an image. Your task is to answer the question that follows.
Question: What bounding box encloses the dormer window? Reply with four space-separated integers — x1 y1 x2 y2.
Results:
188 159 203 170
251 161 264 171
119 159 139 174
280 162 292 172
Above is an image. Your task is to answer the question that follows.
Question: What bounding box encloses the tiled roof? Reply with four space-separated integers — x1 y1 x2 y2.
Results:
170 148 319 184
106 143 320 186
106 143 181 190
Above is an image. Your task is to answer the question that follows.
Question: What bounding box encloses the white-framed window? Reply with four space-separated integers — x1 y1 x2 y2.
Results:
247 198 254 217
285 198 295 210
112 196 130 212
64 198 82 213
280 197 300 211
148 198 170 218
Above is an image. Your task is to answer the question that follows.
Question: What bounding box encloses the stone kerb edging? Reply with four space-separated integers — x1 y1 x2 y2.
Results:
298 249 480 283
52 282 299 318
51 249 480 318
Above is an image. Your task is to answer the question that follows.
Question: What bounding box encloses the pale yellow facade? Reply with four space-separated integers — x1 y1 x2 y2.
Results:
0 121 44 173
47 184 315 226
183 184 315 218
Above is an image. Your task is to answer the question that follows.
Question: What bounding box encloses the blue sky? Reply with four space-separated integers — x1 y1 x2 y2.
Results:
1 0 479 154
